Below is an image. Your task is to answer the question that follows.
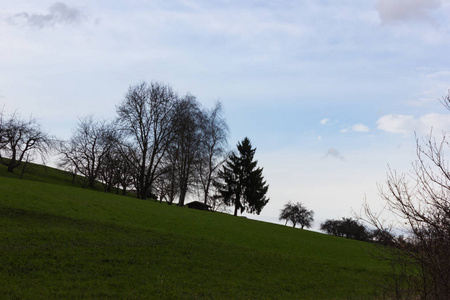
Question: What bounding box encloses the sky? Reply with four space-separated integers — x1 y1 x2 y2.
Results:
1 0 450 230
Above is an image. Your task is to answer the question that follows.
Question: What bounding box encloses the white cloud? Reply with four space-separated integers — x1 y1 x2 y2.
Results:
320 118 330 125
376 0 441 23
376 114 417 135
340 123 370 133
353 123 370 132
6 2 87 28
377 113 450 136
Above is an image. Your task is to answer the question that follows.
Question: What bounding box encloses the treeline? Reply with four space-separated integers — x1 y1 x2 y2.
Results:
57 82 229 209
321 216 397 245
278 202 391 243
0 81 270 215
320 217 375 242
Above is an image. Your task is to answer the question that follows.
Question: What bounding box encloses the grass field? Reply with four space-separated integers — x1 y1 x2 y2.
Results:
0 165 389 299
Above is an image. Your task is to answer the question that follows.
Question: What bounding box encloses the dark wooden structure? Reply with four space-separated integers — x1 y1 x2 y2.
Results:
186 201 211 211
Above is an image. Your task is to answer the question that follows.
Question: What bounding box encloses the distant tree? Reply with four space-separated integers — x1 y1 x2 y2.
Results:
153 94 203 205
320 219 340 236
197 101 229 206
98 139 135 194
58 116 116 188
99 145 121 192
171 94 204 206
217 137 269 216
116 82 178 199
279 202 314 229
320 218 369 241
113 143 137 195
154 164 179 204
0 111 52 173
371 229 395 246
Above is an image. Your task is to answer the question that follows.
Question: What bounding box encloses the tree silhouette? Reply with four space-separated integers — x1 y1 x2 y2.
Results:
217 137 269 216
116 82 178 199
320 218 369 241
279 202 314 229
0 111 52 173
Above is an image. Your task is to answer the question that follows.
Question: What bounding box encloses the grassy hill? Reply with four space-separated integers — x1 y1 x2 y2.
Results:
0 164 389 299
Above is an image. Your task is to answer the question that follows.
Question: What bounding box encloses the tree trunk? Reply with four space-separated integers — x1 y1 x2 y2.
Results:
234 194 241 216
88 178 96 189
178 188 187 206
204 180 211 204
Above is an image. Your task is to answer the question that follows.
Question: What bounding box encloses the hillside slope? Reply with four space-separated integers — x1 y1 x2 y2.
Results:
0 175 387 299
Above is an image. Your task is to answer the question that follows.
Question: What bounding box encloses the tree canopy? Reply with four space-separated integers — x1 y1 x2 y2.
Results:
279 202 314 229
320 218 370 241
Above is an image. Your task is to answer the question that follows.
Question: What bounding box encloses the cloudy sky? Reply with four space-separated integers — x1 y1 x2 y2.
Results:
1 0 450 230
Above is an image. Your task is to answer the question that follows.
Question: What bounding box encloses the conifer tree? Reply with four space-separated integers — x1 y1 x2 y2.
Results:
217 137 269 216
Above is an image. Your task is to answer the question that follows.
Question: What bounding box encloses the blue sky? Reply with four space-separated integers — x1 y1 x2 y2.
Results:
1 0 450 229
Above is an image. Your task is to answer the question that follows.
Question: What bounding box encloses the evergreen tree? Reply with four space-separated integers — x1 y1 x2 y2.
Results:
217 137 269 216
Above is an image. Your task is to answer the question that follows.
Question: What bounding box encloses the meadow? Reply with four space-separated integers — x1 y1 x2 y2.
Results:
0 165 389 299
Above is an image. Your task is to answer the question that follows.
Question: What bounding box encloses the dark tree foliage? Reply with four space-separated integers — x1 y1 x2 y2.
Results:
320 218 370 241
217 137 269 216
0 111 52 173
279 201 314 229
371 229 395 247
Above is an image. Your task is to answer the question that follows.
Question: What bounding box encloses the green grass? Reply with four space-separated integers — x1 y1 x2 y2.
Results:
0 165 389 299
0 159 116 192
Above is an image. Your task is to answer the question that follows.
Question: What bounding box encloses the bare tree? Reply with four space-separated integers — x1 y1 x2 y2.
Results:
209 192 230 212
115 144 137 195
155 99 229 207
99 143 122 193
154 163 179 204
172 94 204 206
0 111 52 173
362 93 450 299
116 82 178 199
58 116 116 188
197 101 229 205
